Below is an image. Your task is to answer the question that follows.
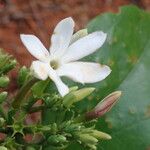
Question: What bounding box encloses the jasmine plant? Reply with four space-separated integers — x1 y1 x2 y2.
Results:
0 17 121 150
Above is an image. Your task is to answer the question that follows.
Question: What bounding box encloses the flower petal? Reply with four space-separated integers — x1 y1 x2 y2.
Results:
48 67 69 97
57 61 111 84
62 31 107 63
20 34 50 62
31 61 49 80
50 17 74 57
69 28 88 45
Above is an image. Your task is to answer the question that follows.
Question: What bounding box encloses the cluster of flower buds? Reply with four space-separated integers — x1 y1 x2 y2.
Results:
0 49 16 75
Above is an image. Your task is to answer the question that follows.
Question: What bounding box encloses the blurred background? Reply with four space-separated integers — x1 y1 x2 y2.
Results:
0 0 150 67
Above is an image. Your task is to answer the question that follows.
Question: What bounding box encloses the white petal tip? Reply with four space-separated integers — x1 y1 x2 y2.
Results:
20 34 26 40
61 17 74 26
20 34 35 42
66 17 74 22
101 65 111 78
97 31 107 41
20 34 27 38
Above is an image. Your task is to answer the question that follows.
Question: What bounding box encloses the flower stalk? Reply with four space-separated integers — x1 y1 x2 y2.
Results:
12 77 38 109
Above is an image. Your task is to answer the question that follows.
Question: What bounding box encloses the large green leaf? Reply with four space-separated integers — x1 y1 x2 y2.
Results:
67 5 150 150
88 5 150 150
98 42 150 149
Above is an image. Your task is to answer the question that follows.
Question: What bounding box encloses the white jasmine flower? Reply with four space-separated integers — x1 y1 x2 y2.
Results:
20 17 111 97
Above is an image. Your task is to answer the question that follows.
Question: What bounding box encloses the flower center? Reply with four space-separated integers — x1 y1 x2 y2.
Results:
50 60 59 70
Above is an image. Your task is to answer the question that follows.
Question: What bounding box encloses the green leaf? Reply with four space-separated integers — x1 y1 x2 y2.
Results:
32 79 50 98
68 5 150 150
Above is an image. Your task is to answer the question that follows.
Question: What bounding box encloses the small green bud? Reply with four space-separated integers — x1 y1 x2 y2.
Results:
17 66 30 87
38 125 51 132
63 88 95 108
47 134 67 144
86 144 97 150
63 93 76 107
0 92 8 104
70 29 88 44
91 130 111 140
0 117 5 126
73 88 95 102
26 146 36 150
78 134 98 145
69 86 78 92
2 59 17 74
56 135 67 143
51 123 57 134
44 95 58 106
0 146 7 150
64 123 81 132
0 76 10 87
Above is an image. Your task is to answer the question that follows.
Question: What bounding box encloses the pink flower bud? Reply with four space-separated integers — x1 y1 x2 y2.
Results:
86 91 122 120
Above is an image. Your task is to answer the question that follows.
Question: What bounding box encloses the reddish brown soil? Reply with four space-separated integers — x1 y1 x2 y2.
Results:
0 0 149 66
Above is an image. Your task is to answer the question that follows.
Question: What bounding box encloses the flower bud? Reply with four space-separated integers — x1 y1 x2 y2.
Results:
17 66 30 87
2 59 16 74
26 146 36 150
0 117 5 126
86 144 97 150
64 123 81 132
70 29 88 44
78 134 98 145
86 91 122 120
91 130 111 140
73 88 95 101
69 86 78 92
47 134 67 144
37 125 51 132
63 88 95 108
0 92 8 104
0 76 9 88
0 146 7 150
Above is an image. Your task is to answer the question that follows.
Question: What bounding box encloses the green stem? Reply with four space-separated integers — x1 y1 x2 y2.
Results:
27 98 59 113
28 104 54 113
28 105 45 113
0 106 6 119
22 96 37 112
12 77 38 109
73 115 86 123
27 98 60 113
